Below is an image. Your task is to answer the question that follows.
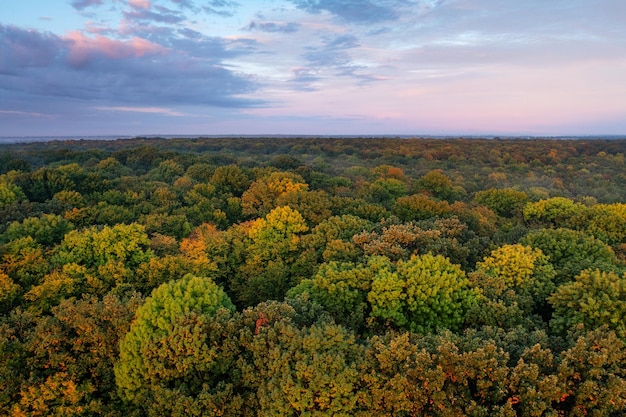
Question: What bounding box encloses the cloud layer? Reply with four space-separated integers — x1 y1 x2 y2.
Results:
1 0 626 136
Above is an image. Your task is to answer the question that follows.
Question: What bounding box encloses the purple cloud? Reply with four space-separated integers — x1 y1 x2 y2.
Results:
288 0 401 23
203 0 239 17
246 21 300 34
123 5 186 24
0 25 64 73
0 23 261 109
70 0 106 11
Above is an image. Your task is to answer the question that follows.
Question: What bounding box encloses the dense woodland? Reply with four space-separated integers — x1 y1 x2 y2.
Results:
1 137 626 416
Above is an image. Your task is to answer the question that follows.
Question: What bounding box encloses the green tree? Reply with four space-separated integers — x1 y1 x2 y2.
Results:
417 169 457 201
369 253 478 333
301 214 372 263
0 271 20 313
288 259 378 331
549 270 626 340
0 180 26 209
554 326 626 416
115 275 238 415
233 206 310 307
3 214 72 246
474 188 529 218
210 164 250 197
56 223 153 270
521 228 622 285
523 197 585 227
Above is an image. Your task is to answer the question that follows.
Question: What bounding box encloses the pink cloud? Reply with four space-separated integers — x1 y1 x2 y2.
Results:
64 31 167 66
128 0 151 10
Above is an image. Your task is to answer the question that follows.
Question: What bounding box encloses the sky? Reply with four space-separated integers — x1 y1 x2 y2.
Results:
1 0 625 137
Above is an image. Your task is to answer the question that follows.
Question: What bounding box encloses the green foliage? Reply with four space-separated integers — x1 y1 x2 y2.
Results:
9 293 143 416
521 228 622 285
233 206 311 307
115 275 236 412
56 223 153 270
210 164 250 196
288 259 377 331
474 188 529 218
1 237 52 290
0 180 26 208
369 253 477 333
549 270 626 339
301 214 372 263
554 326 626 416
523 197 585 227
241 171 308 217
0 272 20 312
418 169 457 201
353 216 488 268
3 214 73 246
367 178 408 206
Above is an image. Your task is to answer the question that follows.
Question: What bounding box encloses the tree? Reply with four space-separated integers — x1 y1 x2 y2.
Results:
210 164 250 197
301 214 372 263
549 270 626 340
369 253 478 333
554 326 626 416
115 275 238 415
367 178 408 207
232 206 310 307
523 197 585 228
288 259 378 331
576 203 626 246
473 244 556 316
56 223 153 270
0 272 20 313
0 180 26 209
241 171 308 217
3 214 72 246
362 331 514 416
393 194 452 221
521 228 622 286
474 188 529 218
244 319 365 416
10 293 143 417
417 169 457 201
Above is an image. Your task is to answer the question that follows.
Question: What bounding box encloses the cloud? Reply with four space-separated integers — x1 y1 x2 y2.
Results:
70 0 106 11
96 106 185 116
171 0 197 9
246 21 300 34
0 23 261 109
128 0 151 9
203 0 239 17
0 110 54 118
325 33 360 49
0 25 63 73
64 30 167 67
288 0 402 23
285 31 385 90
123 5 186 24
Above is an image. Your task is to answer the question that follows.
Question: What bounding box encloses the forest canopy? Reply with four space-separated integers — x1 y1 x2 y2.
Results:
1 137 626 416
